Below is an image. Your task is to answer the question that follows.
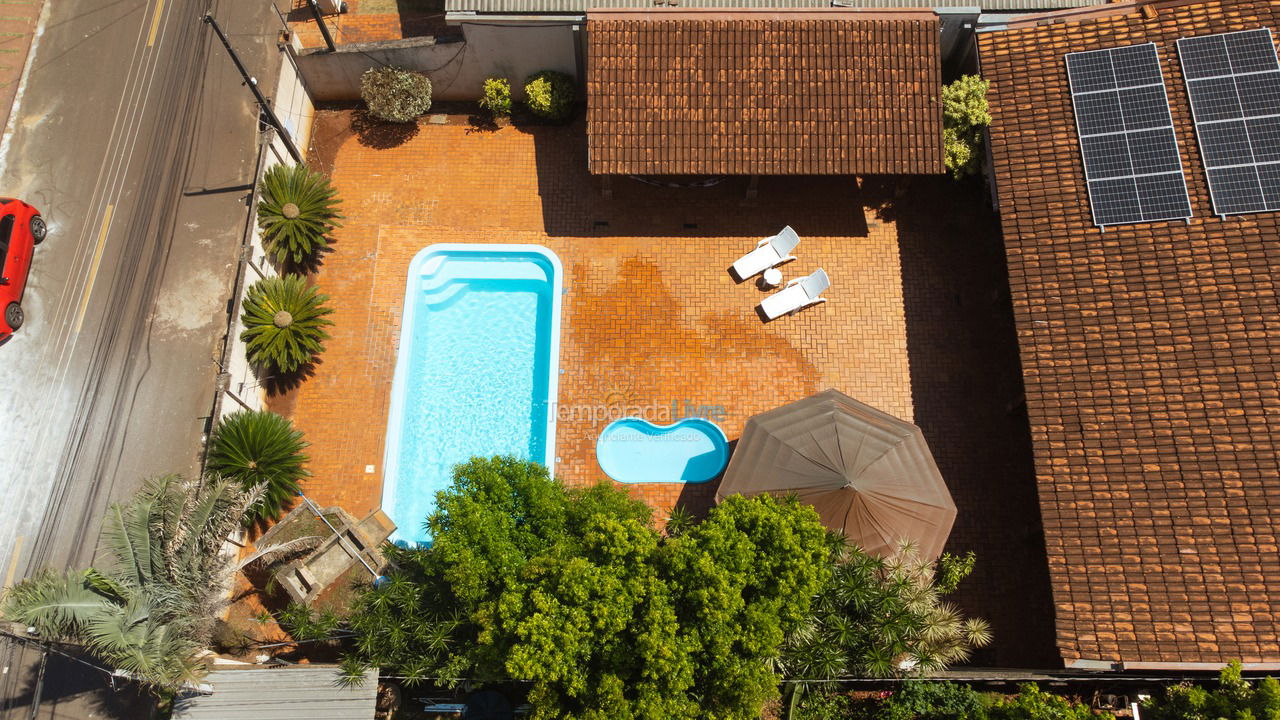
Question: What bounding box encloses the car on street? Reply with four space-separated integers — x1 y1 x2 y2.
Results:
0 198 45 343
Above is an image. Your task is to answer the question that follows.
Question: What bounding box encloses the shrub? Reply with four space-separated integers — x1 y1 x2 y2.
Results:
257 163 342 267
1144 661 1280 720
240 275 334 374
206 409 310 523
782 541 992 682
276 603 343 643
988 684 1105 720
881 681 988 720
793 689 855 720
523 70 575 120
479 76 512 117
942 75 991 180
361 66 432 123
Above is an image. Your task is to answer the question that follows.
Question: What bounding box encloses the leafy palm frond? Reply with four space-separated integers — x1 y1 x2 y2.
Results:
240 275 334 374
3 474 262 695
2 569 113 639
206 410 310 523
257 163 342 266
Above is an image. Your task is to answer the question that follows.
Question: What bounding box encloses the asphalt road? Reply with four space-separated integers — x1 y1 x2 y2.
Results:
0 0 284 716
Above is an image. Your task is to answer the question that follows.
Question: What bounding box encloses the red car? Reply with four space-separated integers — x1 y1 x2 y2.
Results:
0 198 45 343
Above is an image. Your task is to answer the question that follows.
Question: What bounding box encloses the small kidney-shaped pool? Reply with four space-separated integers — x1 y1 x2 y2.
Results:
596 417 730 484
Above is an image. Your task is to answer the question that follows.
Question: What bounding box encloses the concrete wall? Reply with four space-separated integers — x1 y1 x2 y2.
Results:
294 22 578 103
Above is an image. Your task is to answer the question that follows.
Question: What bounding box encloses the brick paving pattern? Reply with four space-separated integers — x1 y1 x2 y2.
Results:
981 0 1280 665
286 0 446 49
0 0 42 131
586 10 944 176
283 111 912 524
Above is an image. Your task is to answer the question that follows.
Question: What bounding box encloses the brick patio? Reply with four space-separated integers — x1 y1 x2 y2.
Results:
284 0 446 49
274 110 1057 666
279 110 911 523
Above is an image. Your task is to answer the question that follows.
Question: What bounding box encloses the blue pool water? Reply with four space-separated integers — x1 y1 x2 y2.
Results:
382 244 562 546
596 417 730 484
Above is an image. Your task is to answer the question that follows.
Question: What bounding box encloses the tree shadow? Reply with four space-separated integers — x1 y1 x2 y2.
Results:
466 113 502 134
262 356 323 397
351 110 420 150
278 241 337 277
4 643 157 719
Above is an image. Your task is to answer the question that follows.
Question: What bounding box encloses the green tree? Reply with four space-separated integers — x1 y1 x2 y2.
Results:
780 540 991 716
240 274 334 375
665 494 831 719
2 476 308 694
257 163 342 267
206 409 310 524
942 75 991 180
1144 661 1280 720
342 456 830 720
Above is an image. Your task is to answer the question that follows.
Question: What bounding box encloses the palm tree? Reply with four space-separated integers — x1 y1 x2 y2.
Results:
240 275 333 375
778 538 992 718
257 163 342 266
2 476 318 694
206 409 310 523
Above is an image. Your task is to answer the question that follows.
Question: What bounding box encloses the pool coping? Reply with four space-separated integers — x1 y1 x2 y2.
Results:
380 243 564 544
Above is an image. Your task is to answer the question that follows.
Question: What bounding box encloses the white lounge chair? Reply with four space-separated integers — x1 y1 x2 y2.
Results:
731 226 800 281
759 268 829 320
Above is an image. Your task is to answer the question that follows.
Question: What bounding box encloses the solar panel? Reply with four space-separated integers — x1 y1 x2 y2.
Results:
1178 28 1280 215
1065 43 1193 227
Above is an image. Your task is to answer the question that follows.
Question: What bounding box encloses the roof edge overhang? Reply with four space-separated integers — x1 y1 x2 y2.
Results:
586 7 940 21
984 0 1213 30
1068 658 1280 672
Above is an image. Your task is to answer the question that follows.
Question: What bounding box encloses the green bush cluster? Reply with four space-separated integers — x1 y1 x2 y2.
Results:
523 70 575 120
1144 661 1280 720
361 66 433 123
942 74 991 180
797 682 1104 720
479 76 512 117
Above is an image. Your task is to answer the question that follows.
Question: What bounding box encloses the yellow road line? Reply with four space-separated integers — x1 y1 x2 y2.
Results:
4 535 23 590
74 204 113 334
146 0 165 47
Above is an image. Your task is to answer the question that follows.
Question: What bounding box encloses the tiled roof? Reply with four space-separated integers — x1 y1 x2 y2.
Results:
979 0 1280 666
586 9 944 175
448 0 1096 12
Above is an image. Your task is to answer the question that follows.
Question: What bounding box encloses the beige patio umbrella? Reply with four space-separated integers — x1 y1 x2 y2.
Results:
716 389 956 560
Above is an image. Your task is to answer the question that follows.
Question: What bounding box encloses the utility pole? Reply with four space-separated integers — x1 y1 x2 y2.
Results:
306 0 338 53
202 14 304 165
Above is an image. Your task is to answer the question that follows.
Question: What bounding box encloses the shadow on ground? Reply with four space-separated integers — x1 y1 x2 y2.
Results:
530 118 871 238
3 643 157 719
888 175 1059 668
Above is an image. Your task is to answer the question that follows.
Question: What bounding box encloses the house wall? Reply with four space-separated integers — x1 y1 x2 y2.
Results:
293 23 578 103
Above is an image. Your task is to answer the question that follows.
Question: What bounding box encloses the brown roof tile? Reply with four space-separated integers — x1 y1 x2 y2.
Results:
979 0 1280 666
585 8 944 175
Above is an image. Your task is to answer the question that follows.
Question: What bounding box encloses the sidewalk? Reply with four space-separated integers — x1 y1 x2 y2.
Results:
0 0 43 134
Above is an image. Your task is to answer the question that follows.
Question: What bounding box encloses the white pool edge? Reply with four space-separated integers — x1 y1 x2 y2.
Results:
380 243 564 543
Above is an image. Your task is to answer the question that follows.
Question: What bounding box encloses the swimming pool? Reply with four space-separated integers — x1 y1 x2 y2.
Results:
596 417 730 484
382 244 562 546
